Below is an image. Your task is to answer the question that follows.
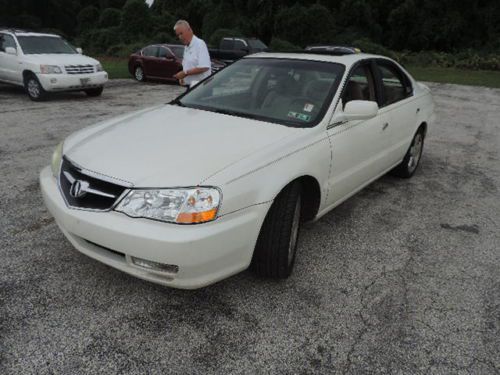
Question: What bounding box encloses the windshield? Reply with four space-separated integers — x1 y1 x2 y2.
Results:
247 39 267 49
177 58 345 127
17 36 77 54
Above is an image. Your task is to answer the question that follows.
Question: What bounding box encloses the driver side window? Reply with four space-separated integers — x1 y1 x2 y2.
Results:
342 65 376 108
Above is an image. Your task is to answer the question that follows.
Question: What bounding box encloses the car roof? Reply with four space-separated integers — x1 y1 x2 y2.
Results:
246 52 386 67
1 30 61 38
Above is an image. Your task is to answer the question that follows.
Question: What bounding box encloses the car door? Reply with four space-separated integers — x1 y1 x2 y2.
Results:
0 33 20 83
326 61 392 206
373 59 416 166
141 46 159 77
157 47 178 79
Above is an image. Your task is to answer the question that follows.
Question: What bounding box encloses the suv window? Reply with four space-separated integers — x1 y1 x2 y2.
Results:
220 39 234 50
342 64 376 108
233 40 247 50
143 46 158 57
376 62 412 106
0 34 16 52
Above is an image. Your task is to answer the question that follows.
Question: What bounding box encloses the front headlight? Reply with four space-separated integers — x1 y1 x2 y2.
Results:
96 63 103 72
40 65 62 74
115 187 221 224
51 141 64 177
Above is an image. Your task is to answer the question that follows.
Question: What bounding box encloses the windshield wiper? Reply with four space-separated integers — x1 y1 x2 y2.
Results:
169 98 186 107
211 108 260 120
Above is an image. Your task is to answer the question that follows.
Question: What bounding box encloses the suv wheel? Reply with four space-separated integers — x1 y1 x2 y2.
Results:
134 66 145 81
24 74 46 101
84 87 104 97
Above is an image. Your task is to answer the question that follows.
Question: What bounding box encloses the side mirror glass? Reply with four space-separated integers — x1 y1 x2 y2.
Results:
343 100 378 121
5 47 17 55
76 47 83 54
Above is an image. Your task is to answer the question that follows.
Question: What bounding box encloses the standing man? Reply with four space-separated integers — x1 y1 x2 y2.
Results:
173 20 211 88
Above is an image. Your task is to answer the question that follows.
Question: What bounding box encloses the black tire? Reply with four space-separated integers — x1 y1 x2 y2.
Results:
84 87 104 97
391 127 425 178
251 181 302 278
134 66 145 82
24 74 46 101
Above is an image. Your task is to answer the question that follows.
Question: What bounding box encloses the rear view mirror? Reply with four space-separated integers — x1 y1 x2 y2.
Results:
343 100 378 121
5 47 17 55
76 47 83 54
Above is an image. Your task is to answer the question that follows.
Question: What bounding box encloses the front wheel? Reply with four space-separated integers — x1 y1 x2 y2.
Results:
251 181 302 278
134 66 145 82
391 127 425 178
84 87 104 97
24 74 46 101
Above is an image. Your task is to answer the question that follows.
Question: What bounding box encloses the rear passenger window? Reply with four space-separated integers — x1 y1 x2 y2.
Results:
377 62 412 106
342 65 376 108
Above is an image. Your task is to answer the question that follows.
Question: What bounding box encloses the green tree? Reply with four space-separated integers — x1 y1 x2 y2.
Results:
99 8 122 28
120 0 151 40
77 6 100 33
274 3 336 47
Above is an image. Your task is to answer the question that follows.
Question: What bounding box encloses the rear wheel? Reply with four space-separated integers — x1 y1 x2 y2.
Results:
24 74 46 101
134 66 145 81
391 127 425 178
251 181 302 278
84 87 104 97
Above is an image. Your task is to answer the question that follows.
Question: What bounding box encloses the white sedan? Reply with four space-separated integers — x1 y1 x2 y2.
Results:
40 52 434 289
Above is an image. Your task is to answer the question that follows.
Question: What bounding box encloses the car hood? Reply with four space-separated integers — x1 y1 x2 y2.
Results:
64 105 298 187
23 54 99 66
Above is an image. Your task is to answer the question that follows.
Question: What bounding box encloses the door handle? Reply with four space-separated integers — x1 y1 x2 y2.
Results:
382 122 389 130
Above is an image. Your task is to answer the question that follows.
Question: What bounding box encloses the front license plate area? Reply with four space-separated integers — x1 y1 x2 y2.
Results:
80 78 91 86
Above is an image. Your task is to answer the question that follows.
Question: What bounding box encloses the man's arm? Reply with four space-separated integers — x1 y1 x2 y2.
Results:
174 66 209 80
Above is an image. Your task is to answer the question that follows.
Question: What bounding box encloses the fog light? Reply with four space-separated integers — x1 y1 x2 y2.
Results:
130 256 179 274
50 78 57 83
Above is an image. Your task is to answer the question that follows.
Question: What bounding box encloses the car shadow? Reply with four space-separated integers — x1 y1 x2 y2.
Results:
0 82 101 102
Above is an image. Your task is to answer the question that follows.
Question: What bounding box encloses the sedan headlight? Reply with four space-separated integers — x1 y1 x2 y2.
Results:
95 63 104 72
40 65 62 74
51 141 64 177
115 188 221 224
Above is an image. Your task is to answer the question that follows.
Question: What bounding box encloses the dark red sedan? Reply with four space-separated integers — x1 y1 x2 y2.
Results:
128 44 225 83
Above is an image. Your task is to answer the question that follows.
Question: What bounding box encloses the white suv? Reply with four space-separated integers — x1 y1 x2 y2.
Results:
0 29 108 101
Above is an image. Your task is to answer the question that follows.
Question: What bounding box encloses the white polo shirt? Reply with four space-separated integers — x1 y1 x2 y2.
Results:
182 35 211 86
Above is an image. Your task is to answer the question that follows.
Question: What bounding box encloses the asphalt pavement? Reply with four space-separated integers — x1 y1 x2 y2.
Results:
0 79 498 374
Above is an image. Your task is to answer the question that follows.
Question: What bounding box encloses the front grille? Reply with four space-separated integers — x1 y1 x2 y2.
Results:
59 157 127 211
65 65 95 74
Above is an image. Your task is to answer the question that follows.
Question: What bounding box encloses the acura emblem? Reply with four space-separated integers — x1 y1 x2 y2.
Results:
69 179 90 198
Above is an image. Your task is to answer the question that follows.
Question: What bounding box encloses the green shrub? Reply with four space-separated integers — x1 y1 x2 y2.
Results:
106 42 144 58
352 38 396 59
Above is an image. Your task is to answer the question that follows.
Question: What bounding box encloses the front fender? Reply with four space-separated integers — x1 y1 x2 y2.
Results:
205 130 331 217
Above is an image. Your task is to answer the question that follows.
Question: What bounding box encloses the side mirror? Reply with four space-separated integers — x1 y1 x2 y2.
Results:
5 47 17 55
343 100 378 121
76 47 83 54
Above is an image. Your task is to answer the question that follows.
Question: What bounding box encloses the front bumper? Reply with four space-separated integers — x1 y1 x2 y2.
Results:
37 72 108 92
39 166 270 289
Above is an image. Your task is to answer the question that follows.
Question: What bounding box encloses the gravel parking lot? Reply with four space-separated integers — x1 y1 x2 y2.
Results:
0 79 499 374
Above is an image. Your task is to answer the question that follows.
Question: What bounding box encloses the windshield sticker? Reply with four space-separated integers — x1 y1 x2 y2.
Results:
288 111 311 122
304 103 314 112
